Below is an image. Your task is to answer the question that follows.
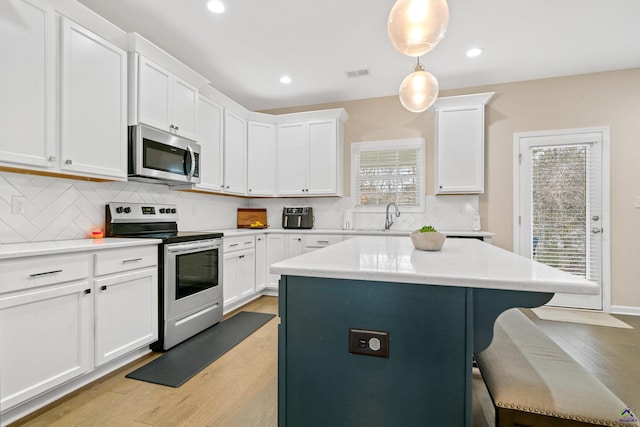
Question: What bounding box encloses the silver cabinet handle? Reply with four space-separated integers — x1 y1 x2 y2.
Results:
122 258 142 263
591 227 603 234
29 269 62 277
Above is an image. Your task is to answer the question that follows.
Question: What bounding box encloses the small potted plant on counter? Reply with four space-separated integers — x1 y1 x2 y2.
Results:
410 225 446 251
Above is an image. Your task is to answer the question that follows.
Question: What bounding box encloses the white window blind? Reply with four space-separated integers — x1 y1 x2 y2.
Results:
352 139 424 210
530 143 601 282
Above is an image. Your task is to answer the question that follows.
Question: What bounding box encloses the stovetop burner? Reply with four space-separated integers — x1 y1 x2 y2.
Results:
105 203 223 243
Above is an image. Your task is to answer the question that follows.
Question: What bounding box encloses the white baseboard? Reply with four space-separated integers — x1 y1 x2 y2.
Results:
611 305 640 316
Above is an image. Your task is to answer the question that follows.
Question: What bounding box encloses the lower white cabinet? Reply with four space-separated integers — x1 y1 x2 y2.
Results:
255 234 267 292
0 244 159 415
0 279 92 411
223 236 256 309
286 234 304 258
94 268 158 366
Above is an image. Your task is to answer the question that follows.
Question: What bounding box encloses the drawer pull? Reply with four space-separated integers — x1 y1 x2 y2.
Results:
100 285 107 291
121 258 142 264
229 243 239 247
244 241 253 245
317 240 330 244
29 269 62 278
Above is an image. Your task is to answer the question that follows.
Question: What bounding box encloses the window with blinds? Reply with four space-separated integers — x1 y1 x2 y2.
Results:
530 144 594 279
352 139 424 211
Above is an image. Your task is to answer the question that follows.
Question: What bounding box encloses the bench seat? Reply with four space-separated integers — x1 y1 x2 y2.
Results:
475 309 637 427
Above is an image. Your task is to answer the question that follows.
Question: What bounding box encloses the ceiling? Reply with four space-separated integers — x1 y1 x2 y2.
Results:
77 0 640 111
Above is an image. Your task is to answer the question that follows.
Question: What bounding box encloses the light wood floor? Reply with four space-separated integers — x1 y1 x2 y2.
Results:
9 298 640 427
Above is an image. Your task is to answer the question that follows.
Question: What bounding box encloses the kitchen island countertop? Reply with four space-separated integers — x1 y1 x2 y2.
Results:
270 235 598 295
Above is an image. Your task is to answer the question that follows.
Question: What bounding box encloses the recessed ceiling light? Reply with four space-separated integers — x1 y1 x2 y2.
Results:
466 47 484 58
206 0 225 14
280 76 292 84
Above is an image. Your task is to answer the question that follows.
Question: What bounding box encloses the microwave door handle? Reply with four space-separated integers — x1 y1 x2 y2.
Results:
186 145 195 181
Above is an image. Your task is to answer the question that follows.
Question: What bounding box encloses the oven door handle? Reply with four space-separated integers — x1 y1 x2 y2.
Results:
186 145 196 181
167 240 220 254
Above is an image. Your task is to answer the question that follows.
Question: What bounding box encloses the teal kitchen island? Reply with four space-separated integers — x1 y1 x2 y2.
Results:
270 236 599 427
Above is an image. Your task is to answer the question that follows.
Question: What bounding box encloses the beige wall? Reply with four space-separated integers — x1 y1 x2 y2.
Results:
266 68 640 309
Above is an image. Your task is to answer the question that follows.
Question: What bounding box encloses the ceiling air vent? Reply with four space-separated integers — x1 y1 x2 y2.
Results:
345 69 370 79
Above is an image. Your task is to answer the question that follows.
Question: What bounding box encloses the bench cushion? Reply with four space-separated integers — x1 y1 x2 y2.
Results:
475 309 637 426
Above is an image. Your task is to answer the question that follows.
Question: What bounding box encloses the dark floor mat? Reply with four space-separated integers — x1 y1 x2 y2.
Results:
126 311 276 387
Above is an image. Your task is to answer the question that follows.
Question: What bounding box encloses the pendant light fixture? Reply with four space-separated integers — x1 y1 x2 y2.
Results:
388 0 449 57
398 58 439 113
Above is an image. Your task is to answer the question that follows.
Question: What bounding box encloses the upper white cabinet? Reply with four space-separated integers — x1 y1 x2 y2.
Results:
59 17 127 180
223 109 247 195
195 95 225 192
247 121 276 196
276 110 347 197
433 92 494 194
132 55 198 141
0 0 56 170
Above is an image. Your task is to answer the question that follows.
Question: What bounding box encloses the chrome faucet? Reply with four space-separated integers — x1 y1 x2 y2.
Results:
384 202 401 230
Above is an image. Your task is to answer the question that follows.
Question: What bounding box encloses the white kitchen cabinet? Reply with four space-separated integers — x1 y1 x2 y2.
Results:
134 55 198 141
0 254 92 411
266 234 285 290
276 119 343 196
223 110 247 195
247 121 276 196
223 236 255 309
59 17 127 180
93 246 158 367
0 0 56 170
255 234 267 292
433 92 494 194
303 234 343 253
286 234 304 258
195 95 225 192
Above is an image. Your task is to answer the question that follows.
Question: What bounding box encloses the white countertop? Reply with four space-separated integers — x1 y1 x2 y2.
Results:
270 236 599 295
211 228 494 239
0 238 162 260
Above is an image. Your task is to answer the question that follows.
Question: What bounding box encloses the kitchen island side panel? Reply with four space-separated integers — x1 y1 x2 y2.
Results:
278 275 469 427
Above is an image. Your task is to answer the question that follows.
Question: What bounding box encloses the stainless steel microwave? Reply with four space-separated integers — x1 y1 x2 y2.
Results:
128 124 201 184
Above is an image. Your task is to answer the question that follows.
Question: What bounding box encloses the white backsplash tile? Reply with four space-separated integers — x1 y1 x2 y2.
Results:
0 171 480 243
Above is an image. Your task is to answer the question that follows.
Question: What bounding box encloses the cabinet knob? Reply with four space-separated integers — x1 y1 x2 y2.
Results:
249 189 252 192
175 126 179 131
169 124 175 131
83 289 91 295
100 285 107 291
48 155 56 161
65 159 73 165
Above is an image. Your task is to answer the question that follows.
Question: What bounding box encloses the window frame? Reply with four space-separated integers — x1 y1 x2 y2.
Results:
350 138 425 213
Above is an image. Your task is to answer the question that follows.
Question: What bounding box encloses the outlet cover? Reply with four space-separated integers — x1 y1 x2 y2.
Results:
12 196 26 215
349 328 389 358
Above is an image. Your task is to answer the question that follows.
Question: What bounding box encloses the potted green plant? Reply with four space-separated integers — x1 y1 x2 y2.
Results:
410 225 446 251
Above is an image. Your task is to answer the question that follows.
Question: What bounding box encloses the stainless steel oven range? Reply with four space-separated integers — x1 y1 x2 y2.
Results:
106 202 223 351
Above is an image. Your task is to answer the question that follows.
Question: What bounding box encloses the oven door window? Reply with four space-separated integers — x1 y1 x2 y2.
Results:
175 248 219 299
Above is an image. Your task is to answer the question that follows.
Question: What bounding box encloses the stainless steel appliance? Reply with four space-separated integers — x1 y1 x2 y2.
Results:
106 202 222 351
128 124 201 184
282 206 314 229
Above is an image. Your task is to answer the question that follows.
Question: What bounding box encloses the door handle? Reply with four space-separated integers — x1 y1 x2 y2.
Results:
186 145 196 181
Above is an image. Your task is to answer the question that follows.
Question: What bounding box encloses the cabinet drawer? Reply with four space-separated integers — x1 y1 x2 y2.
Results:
0 255 89 295
224 235 255 252
303 234 342 249
94 246 157 277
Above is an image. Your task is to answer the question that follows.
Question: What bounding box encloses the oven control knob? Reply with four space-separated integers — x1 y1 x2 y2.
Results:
171 208 177 214
115 207 123 214
159 208 165 214
123 207 131 214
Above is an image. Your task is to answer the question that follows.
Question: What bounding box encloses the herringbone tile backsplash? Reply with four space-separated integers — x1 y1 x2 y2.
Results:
0 171 480 244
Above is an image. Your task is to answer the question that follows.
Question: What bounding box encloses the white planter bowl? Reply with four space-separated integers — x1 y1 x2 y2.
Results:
410 230 446 251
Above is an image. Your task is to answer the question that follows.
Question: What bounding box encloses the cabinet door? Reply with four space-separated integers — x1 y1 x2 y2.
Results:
196 96 224 192
307 119 338 195
255 234 267 292
276 122 307 195
223 110 247 195
0 281 92 410
223 252 240 306
171 77 198 140
59 18 127 180
266 234 285 289
247 121 276 196
0 0 56 169
435 105 485 194
94 268 158 366
137 56 172 132
286 235 304 258
237 250 256 299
